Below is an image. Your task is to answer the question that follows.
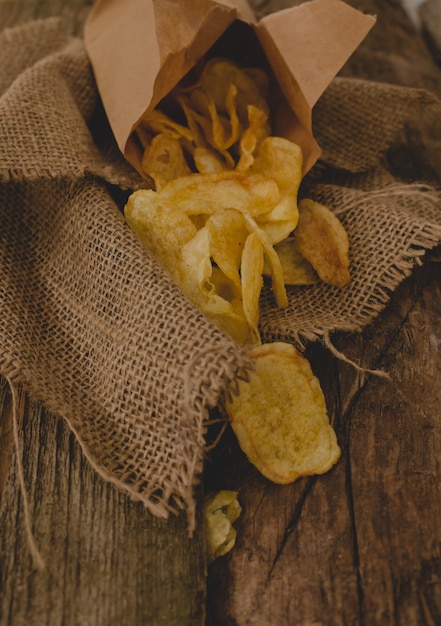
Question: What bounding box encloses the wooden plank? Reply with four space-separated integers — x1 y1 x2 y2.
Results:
0 387 206 626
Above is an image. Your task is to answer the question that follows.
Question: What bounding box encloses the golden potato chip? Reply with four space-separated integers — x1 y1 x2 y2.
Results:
250 136 303 191
205 208 248 288
176 92 236 168
250 136 303 244
157 170 280 219
193 146 229 173
264 238 318 285
177 228 251 344
225 342 341 483
242 212 288 309
257 193 299 246
141 133 191 190
174 93 211 150
204 83 242 151
295 198 350 288
240 233 264 345
124 189 196 276
204 491 242 564
236 104 270 172
139 109 193 143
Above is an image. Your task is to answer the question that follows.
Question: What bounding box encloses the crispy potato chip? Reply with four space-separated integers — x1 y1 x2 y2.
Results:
264 238 318 285
205 208 247 288
241 233 264 345
157 171 280 219
236 104 270 171
250 136 302 191
193 146 229 173
204 491 242 564
295 198 351 288
175 93 211 149
225 342 341 483
242 212 288 309
178 228 251 344
142 133 191 190
176 92 237 168
257 193 299 245
204 83 242 151
250 136 303 243
124 189 196 275
139 109 194 143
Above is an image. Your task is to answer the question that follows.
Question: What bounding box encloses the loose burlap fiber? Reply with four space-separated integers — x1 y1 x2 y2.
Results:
1 18 441 521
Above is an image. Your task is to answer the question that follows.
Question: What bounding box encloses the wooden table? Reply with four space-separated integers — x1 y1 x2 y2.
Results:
1 1 440 624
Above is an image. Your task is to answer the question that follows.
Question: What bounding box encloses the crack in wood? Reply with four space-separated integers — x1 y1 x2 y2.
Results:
266 476 317 580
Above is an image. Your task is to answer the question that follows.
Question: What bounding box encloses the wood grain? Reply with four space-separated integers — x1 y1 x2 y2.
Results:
0 383 207 626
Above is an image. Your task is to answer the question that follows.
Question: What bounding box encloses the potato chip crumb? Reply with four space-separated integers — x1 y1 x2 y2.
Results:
204 491 242 564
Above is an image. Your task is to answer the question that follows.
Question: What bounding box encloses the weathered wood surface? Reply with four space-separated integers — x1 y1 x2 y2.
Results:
1 1 441 625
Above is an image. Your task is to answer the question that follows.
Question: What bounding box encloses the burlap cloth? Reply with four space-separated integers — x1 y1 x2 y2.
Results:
1 18 441 523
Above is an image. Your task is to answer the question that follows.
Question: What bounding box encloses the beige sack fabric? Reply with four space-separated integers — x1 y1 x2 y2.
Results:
1 18 440 521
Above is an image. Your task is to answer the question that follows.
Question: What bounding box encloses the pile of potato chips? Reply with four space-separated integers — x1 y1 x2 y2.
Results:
124 57 347 485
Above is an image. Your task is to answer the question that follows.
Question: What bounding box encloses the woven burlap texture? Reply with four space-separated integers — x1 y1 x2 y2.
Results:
1 19 440 521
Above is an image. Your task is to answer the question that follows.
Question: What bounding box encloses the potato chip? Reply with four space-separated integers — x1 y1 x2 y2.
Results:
174 93 211 150
242 212 288 309
124 189 196 276
141 133 191 190
264 238 318 285
139 109 194 143
250 136 303 191
204 491 242 564
177 227 251 344
157 170 280 219
250 136 303 244
295 198 350 288
225 342 341 484
240 233 264 345
236 104 270 172
204 83 242 151
193 146 228 173
205 208 248 288
176 92 237 168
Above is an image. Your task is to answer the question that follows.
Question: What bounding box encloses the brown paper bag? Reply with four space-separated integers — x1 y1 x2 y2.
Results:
84 0 375 177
